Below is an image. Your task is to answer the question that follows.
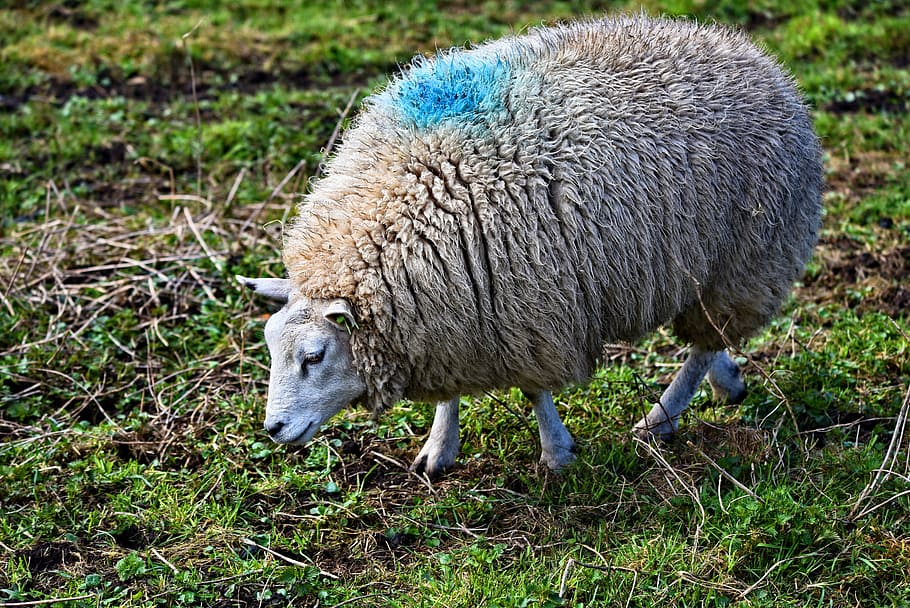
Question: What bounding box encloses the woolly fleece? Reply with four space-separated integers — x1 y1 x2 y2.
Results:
281 14 823 413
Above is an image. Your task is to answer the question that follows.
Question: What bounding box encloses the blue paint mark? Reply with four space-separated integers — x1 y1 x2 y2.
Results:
384 52 510 128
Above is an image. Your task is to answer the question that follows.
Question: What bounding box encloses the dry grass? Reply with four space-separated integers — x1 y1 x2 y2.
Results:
0 173 288 440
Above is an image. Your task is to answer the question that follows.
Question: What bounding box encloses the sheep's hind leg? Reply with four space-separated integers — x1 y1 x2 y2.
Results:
523 390 577 470
410 397 461 478
707 350 747 404
632 348 718 439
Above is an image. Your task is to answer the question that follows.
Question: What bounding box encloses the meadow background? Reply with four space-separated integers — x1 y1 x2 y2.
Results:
1 1 908 606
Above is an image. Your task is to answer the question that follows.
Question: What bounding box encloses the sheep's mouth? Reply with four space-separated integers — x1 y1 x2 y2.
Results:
288 420 317 444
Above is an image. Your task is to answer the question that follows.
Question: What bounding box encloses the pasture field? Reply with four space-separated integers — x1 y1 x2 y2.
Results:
1 1 909 606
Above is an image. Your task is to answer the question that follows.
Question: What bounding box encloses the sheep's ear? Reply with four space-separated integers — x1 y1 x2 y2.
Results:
236 275 292 304
324 299 358 333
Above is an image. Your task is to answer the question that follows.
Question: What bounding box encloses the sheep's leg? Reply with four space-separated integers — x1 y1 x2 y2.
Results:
410 397 461 478
707 350 747 404
523 390 577 470
633 348 718 439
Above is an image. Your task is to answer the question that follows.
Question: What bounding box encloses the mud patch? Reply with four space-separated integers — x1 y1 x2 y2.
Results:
824 88 910 114
825 150 903 206
835 0 910 20
111 524 166 550
5 62 373 113
14 541 78 576
802 236 910 317
44 4 100 30
111 423 204 469
7 540 86 593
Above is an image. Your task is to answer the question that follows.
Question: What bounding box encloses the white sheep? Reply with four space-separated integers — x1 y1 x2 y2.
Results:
239 14 823 477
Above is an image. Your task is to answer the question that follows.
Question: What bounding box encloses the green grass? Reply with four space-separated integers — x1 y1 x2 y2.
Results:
2 0 909 606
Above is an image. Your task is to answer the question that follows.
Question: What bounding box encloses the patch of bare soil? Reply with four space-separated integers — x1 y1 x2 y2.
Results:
13 541 77 575
815 149 909 316
5 541 84 593
1 61 372 113
801 234 910 318
110 423 208 469
826 150 902 205
823 88 910 114
835 0 910 20
42 4 100 30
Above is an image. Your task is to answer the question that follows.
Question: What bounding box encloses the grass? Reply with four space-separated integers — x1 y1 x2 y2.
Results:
1 0 909 606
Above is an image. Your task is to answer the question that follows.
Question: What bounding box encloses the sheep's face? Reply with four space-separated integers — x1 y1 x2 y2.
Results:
238 277 365 444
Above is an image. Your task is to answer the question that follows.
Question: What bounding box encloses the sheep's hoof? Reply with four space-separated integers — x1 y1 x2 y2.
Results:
540 439 577 471
410 442 459 479
712 385 748 405
631 415 678 441
540 448 577 471
708 354 747 404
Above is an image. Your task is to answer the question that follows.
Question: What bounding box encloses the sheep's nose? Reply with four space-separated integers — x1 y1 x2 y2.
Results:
265 420 285 438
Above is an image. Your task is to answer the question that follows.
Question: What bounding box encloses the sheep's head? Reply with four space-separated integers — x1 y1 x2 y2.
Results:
237 276 366 444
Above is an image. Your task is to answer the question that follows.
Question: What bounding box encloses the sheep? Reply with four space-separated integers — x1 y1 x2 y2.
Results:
238 14 823 478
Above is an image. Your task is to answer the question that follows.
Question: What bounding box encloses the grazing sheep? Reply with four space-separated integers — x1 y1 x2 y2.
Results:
239 14 823 477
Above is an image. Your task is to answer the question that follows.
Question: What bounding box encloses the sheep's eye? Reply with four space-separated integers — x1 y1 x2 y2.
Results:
302 350 325 366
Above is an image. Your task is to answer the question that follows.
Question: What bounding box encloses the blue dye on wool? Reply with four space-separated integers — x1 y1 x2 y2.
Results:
388 52 511 128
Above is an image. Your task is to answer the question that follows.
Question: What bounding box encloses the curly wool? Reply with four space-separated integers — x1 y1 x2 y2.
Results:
282 14 823 413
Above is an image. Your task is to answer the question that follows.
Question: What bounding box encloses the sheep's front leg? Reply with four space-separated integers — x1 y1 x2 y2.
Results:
410 397 460 478
523 390 577 470
633 347 717 439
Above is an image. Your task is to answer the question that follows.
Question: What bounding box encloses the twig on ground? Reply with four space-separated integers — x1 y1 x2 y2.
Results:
326 594 387 608
181 18 206 198
849 380 910 520
736 552 821 600
676 570 745 596
151 547 179 575
0 595 96 607
0 283 15 316
851 487 910 521
634 436 706 525
558 558 638 608
368 449 437 494
225 167 247 209
158 194 212 206
485 390 531 429
136 156 176 195
687 440 765 504
241 537 339 580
